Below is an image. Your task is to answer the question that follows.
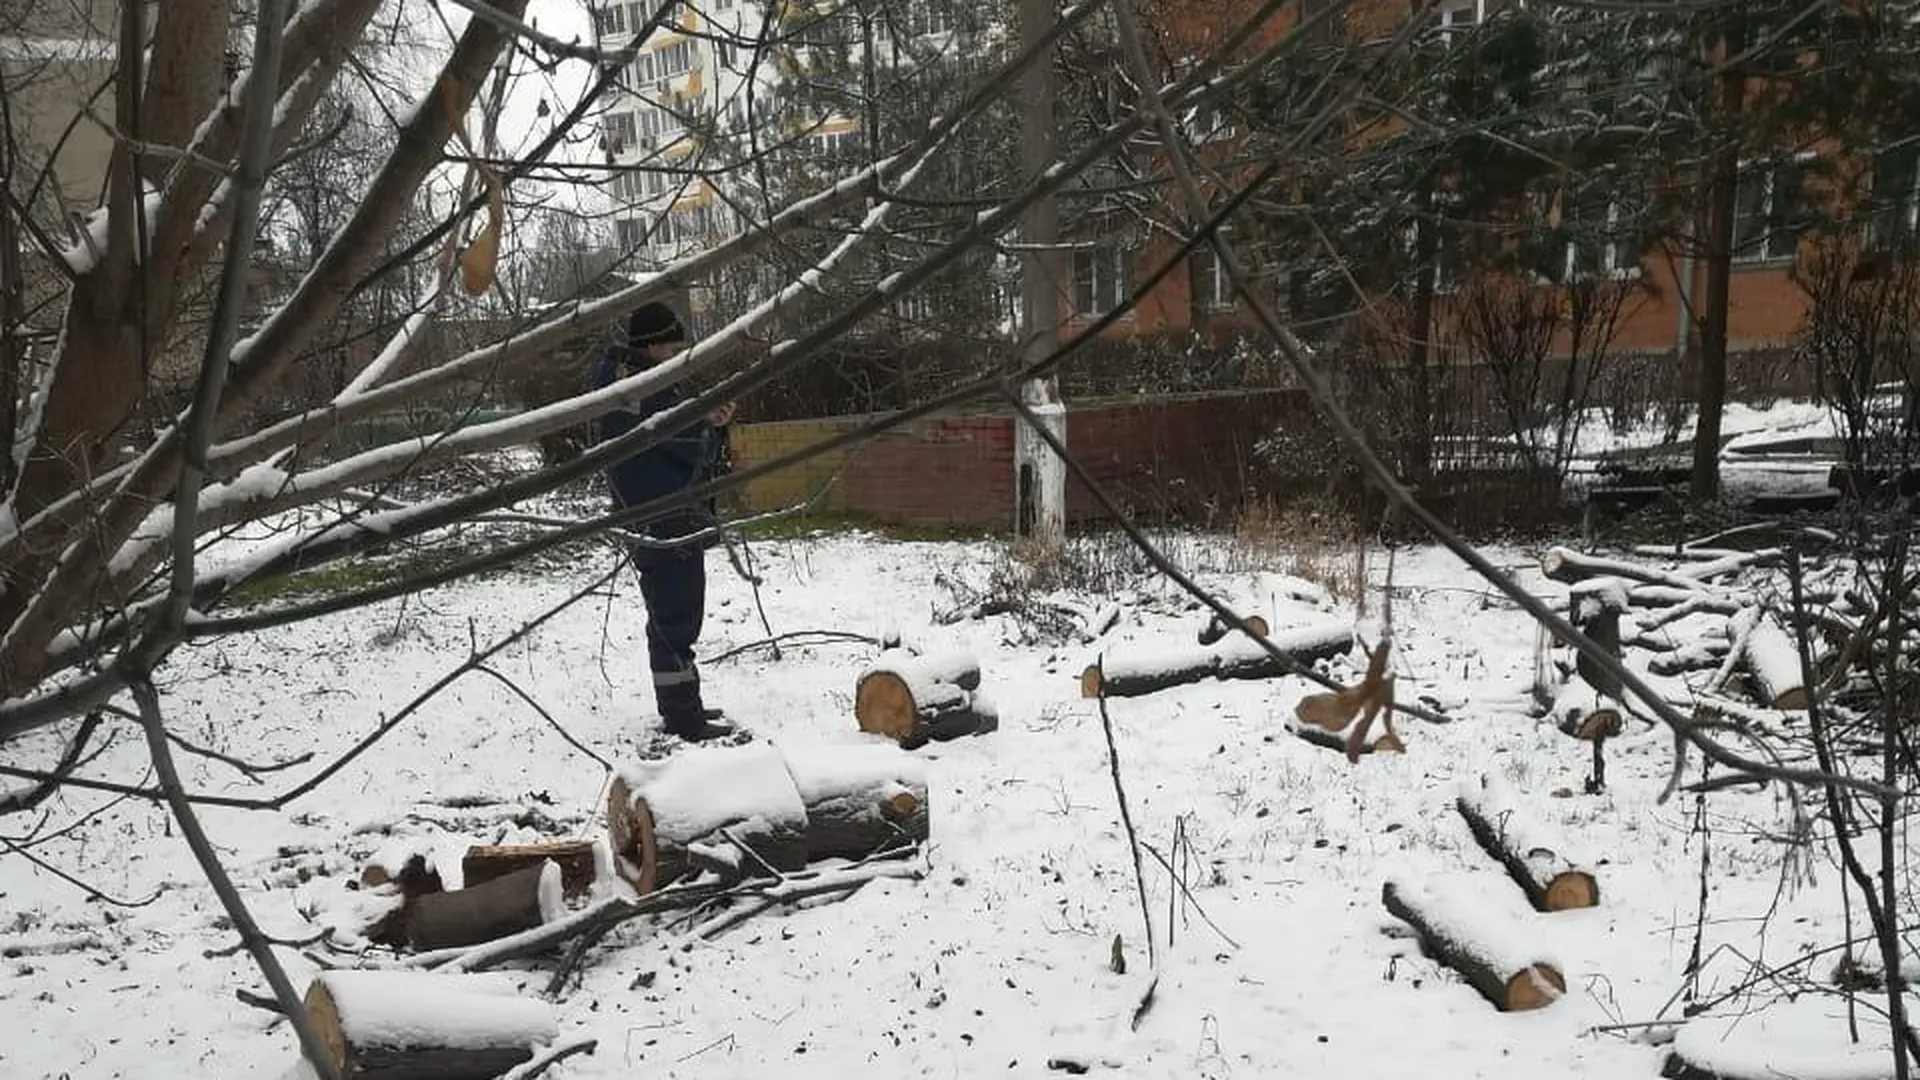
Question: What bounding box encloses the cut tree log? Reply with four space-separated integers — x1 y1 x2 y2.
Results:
358 845 445 946
781 742 931 861
1455 773 1599 911
1081 619 1353 699
1197 612 1269 646
1742 620 1810 709
1381 875 1567 1012
403 862 565 951
607 743 811 891
855 648 997 747
462 840 598 900
306 969 556 1079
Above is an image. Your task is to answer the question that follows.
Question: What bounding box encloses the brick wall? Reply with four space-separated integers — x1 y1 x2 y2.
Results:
729 390 1311 528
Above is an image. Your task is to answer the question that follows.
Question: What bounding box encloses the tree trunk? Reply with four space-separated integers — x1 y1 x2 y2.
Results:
305 970 556 1079
1742 620 1809 709
606 743 812 890
403 862 564 951
1013 0 1064 551
1691 35 1747 501
462 840 599 900
782 742 930 861
855 648 996 747
1382 876 1567 1012
1083 620 1353 698
1455 773 1600 912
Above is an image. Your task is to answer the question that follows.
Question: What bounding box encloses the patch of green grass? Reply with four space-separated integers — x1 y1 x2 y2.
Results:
224 559 400 607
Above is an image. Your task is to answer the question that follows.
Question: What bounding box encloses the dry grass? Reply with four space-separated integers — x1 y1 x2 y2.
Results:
1226 494 1367 604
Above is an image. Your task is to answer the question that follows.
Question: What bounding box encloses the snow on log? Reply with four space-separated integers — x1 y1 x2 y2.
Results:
1197 612 1269 646
1081 618 1353 698
607 743 810 891
1648 638 1730 676
462 840 599 901
306 969 556 1079
1455 774 1599 912
855 648 997 748
1381 874 1567 1012
1079 602 1121 643
781 742 931 861
402 862 565 951
1663 995 1905 1080
1742 620 1809 709
1542 546 1712 593
1547 674 1622 742
358 843 446 946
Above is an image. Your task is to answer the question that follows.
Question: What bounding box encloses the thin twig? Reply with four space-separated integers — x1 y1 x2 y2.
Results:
1094 664 1156 969
130 681 340 1080
1140 841 1240 950
471 664 611 770
0 832 161 907
498 1038 599 1080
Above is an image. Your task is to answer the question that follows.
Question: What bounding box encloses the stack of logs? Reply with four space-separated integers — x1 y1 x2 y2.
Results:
1533 542 1856 792
1382 772 1600 1013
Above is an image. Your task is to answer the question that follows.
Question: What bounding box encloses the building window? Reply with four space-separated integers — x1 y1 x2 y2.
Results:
1733 160 1804 264
615 216 645 250
1432 0 1482 40
1559 192 1642 280
605 110 637 155
1191 244 1235 311
809 128 860 160
1868 142 1920 253
1072 244 1134 316
904 0 955 38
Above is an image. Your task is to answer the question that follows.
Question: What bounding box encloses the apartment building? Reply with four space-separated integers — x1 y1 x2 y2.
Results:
2 0 119 220
1090 0 1912 380
592 0 967 308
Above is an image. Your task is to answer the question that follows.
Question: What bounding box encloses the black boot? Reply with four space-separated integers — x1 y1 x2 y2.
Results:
663 709 737 742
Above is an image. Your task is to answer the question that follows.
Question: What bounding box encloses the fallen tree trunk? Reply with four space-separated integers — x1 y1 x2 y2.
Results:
1381 875 1566 1012
855 648 997 747
462 840 599 900
404 862 565 951
608 743 811 891
1082 619 1353 699
1455 773 1599 911
1542 546 1713 593
782 742 931 861
306 969 556 1078
1742 620 1809 709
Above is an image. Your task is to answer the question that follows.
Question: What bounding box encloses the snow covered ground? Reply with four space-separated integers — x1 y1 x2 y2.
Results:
0 522 1909 1078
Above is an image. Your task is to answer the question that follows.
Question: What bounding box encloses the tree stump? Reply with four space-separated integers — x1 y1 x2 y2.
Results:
855 648 997 748
305 969 557 1079
1455 773 1599 912
1381 875 1566 1012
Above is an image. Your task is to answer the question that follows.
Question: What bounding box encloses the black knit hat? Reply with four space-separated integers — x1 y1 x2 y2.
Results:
627 301 687 347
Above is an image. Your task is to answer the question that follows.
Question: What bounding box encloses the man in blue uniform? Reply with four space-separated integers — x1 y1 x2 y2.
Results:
590 300 736 742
